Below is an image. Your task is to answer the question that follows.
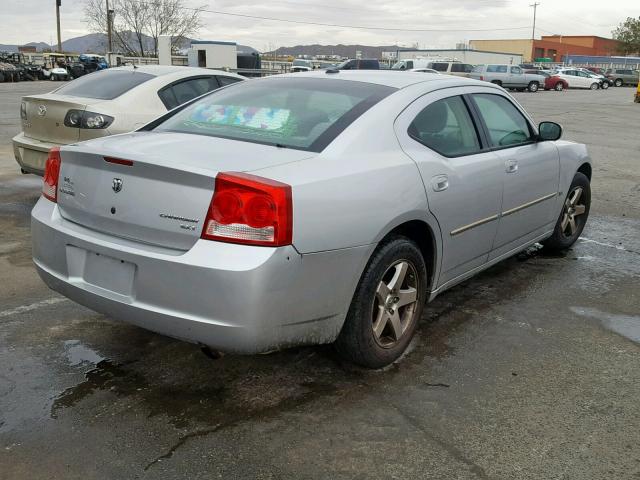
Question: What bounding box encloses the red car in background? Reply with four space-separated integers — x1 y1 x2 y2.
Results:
524 69 569 91
585 66 606 75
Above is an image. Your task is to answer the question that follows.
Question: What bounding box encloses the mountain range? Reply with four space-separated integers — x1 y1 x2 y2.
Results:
1 33 402 59
0 33 257 55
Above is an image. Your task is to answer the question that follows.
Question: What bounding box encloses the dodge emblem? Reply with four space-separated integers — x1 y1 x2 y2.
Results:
112 178 123 193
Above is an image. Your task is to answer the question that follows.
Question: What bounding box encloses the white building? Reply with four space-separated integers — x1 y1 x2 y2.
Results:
187 40 238 69
397 48 523 65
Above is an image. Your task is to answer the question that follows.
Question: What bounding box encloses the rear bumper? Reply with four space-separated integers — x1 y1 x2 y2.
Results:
31 198 371 353
12 132 58 176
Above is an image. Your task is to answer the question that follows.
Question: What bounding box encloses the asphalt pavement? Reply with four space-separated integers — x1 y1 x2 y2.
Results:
1 81 639 479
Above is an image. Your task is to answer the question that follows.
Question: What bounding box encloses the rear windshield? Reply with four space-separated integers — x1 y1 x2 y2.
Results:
54 70 155 100
153 77 396 152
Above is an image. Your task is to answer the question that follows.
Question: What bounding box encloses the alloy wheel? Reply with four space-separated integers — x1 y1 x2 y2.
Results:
371 260 419 348
561 187 587 237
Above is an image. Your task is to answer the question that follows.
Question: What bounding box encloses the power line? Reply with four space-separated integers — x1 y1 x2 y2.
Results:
128 0 533 33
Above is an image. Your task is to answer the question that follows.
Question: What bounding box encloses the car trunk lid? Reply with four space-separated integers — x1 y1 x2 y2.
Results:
56 131 315 250
22 94 102 145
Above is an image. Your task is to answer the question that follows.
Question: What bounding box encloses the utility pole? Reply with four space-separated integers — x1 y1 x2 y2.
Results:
106 0 113 53
530 2 540 40
55 0 62 52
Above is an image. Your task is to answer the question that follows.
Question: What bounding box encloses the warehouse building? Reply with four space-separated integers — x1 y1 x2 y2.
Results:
396 48 523 65
469 35 620 63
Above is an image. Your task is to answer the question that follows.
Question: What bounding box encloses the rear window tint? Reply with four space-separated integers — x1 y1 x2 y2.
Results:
153 77 395 152
54 70 155 100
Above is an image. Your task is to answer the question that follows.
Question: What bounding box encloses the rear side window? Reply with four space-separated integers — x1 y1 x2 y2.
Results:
486 65 507 73
451 63 471 73
54 70 155 100
510 66 522 74
408 96 480 157
405 61 414 69
217 75 242 86
154 77 395 152
158 76 219 110
431 63 448 72
472 94 533 148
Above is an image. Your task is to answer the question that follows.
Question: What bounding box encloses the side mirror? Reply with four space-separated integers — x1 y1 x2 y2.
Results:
538 121 562 141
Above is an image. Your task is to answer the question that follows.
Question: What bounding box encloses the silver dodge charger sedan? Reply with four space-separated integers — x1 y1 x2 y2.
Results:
31 71 592 368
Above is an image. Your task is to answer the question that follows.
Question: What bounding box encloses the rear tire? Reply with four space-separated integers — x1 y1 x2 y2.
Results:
542 172 590 251
614 78 623 87
335 236 427 369
590 82 599 90
554 82 564 91
527 81 539 92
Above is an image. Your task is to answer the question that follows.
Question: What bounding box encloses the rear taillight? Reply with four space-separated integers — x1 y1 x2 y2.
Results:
202 172 293 247
480 75 484 81
43 147 61 202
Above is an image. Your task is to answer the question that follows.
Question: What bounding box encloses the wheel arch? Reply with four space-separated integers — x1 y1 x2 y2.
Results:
577 162 592 180
378 218 441 293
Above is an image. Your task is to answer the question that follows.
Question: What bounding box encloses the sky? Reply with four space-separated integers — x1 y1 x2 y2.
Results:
1 0 638 50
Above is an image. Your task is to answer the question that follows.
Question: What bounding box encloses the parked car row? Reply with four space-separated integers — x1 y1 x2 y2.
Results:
27 69 592 368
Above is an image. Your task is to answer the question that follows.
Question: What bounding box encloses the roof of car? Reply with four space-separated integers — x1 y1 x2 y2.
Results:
275 69 490 89
108 65 233 77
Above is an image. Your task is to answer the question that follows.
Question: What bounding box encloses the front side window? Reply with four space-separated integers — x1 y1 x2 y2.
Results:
154 77 395 152
405 61 414 69
510 66 522 74
472 93 533 148
431 63 448 72
408 96 480 157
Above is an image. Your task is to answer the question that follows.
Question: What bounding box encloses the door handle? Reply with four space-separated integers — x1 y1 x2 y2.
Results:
505 159 518 173
431 174 449 192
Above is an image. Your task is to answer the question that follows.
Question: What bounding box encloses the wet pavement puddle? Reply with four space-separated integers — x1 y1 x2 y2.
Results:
572 307 640 344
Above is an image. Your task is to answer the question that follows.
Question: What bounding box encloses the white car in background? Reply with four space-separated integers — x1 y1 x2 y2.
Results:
13 65 244 175
552 68 602 90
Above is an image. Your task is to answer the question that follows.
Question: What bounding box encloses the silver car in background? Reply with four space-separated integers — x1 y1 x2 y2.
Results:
470 64 546 92
31 71 592 368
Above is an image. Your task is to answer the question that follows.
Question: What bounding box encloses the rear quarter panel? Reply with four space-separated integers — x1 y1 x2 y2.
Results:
250 88 441 256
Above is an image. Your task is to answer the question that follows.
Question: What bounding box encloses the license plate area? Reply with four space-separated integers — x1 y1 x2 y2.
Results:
66 245 136 297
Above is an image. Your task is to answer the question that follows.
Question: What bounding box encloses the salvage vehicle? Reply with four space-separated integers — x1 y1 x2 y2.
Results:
14 65 244 175
470 64 545 92
31 71 592 368
525 70 569 91
41 53 76 81
605 68 640 87
551 68 603 90
0 52 42 81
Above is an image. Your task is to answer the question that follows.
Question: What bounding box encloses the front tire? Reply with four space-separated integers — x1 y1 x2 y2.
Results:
542 172 591 251
590 82 599 90
335 236 427 368
600 81 609 90
554 82 565 91
614 78 623 87
527 81 539 92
